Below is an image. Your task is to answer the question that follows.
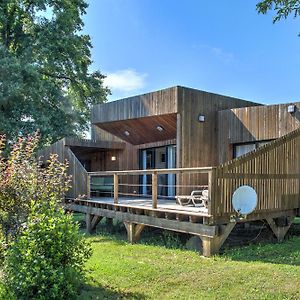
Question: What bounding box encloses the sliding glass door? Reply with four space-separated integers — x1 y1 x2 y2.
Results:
167 145 176 196
140 145 176 197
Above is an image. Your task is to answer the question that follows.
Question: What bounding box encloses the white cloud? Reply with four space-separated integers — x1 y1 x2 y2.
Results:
104 69 147 93
211 47 234 64
193 43 236 64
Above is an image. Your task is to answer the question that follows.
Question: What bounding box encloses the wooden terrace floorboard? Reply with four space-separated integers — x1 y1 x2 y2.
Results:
82 197 209 216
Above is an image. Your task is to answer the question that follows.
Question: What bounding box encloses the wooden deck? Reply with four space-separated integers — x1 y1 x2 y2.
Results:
89 197 209 215
66 197 219 257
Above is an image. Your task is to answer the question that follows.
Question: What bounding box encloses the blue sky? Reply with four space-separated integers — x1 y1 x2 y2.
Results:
83 0 300 104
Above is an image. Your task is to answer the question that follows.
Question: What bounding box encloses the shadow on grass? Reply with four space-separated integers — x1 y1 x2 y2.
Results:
223 235 300 266
75 212 300 266
78 283 146 300
88 235 127 246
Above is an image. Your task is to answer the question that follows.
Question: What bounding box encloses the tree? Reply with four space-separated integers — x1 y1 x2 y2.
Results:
257 0 300 25
0 0 109 145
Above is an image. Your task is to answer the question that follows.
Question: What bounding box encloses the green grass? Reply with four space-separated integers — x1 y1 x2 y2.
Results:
78 234 300 300
1 215 300 299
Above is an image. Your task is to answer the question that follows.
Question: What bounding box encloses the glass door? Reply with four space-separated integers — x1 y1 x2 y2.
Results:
167 145 176 196
140 145 176 197
141 149 155 196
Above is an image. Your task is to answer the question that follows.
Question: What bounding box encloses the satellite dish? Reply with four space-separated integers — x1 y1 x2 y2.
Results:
232 185 257 215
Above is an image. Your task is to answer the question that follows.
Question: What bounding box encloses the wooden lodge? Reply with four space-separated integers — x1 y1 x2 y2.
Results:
40 86 300 256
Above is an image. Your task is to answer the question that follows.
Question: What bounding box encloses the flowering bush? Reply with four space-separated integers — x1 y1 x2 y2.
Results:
0 134 92 299
0 133 70 243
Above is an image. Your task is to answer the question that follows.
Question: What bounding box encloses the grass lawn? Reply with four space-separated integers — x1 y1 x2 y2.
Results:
1 216 300 299
78 233 300 300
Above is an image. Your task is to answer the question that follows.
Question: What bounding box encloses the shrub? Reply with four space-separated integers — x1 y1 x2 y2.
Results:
5 202 92 299
0 133 92 299
0 133 71 243
0 228 5 263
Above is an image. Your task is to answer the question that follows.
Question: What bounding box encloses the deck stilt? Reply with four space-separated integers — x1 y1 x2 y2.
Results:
200 223 235 257
86 213 92 234
124 222 146 243
266 216 294 242
86 213 103 233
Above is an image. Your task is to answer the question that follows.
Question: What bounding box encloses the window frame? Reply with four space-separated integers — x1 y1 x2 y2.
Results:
233 139 274 159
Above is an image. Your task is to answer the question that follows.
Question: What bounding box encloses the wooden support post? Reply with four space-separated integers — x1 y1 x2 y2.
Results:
200 223 235 257
124 222 134 243
124 222 146 243
87 174 91 199
208 168 216 216
152 172 158 209
266 216 294 242
86 214 102 234
86 213 93 234
91 215 103 231
114 174 119 204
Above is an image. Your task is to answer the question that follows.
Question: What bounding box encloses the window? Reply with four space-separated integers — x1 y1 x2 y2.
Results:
233 140 273 158
234 144 255 158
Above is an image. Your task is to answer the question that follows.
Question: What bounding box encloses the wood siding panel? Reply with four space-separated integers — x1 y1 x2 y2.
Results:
177 86 261 195
91 86 178 124
218 102 300 163
38 139 87 199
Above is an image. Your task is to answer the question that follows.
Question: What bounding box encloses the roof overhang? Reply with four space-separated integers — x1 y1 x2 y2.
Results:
64 138 125 151
94 113 177 145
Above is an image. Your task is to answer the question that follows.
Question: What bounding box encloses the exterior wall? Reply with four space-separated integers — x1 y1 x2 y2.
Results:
218 102 300 164
38 139 65 162
38 139 87 199
176 86 260 193
91 86 178 124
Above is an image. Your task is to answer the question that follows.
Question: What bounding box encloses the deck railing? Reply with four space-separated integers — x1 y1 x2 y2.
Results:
86 167 214 211
210 127 300 219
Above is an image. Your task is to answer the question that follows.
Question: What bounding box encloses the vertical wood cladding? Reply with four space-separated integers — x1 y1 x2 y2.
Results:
218 102 300 164
177 86 260 193
91 86 178 124
38 140 87 199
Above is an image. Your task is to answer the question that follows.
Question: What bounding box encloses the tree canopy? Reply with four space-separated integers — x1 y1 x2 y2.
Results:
0 0 109 145
257 0 300 24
